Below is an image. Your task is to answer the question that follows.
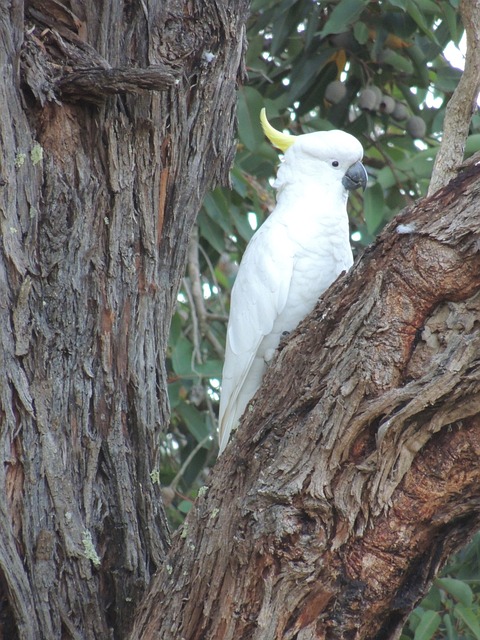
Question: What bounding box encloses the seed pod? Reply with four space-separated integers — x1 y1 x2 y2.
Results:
369 85 383 109
358 88 378 111
392 102 409 121
406 115 427 138
379 95 395 114
161 486 175 507
325 80 347 104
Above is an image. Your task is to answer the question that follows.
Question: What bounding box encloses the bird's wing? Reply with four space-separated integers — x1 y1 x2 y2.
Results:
218 222 294 452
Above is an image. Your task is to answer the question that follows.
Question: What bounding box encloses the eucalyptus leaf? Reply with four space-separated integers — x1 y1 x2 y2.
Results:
435 65 464 92
364 182 385 234
454 603 480 639
321 0 370 37
237 87 267 151
171 337 194 377
413 610 441 640
405 0 439 42
177 500 193 514
177 402 209 443
443 613 458 640
198 210 227 254
353 21 369 44
436 577 474 607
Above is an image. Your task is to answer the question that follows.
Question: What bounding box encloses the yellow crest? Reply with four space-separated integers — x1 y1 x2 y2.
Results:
260 108 296 152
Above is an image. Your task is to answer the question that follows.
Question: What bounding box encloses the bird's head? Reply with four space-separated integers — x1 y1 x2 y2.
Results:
260 108 367 194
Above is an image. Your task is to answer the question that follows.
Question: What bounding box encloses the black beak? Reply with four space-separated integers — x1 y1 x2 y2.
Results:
342 160 368 191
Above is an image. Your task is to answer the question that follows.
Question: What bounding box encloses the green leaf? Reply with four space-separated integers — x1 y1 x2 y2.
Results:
454 603 480 639
231 167 249 198
443 613 458 640
466 134 480 155
405 0 439 43
230 207 255 243
198 210 226 254
250 0 269 9
436 577 474 607
420 584 441 611
196 359 224 379
270 1 305 55
169 312 182 346
252 0 296 32
177 500 192 514
379 49 414 74
288 50 334 102
302 116 335 132
245 33 265 67
182 445 212 486
171 336 223 381
413 610 441 640
364 182 385 234
203 190 234 235
405 44 431 87
415 0 441 14
177 402 209 442
409 606 424 629
376 146 437 190
168 381 188 410
435 66 463 93
304 3 321 49
171 337 193 377
237 87 266 152
440 2 462 44
320 0 369 37
353 21 369 44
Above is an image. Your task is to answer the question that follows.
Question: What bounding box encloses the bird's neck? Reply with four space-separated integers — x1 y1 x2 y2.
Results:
275 179 348 209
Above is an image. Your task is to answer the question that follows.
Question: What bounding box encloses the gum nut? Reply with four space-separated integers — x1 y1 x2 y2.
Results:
161 486 175 506
369 85 383 109
358 88 377 111
379 95 395 114
218 253 238 277
392 102 409 121
189 384 205 406
406 115 427 138
325 80 347 103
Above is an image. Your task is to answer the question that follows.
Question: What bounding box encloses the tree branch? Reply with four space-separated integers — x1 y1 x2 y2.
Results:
131 159 480 640
428 0 480 194
57 66 178 105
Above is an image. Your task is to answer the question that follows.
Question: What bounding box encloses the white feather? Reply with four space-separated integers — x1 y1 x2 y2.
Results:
218 129 364 454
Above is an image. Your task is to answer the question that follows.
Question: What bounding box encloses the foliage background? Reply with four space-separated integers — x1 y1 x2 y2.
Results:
161 1 480 637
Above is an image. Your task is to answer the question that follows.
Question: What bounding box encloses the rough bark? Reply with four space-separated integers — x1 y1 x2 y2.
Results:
0 1 248 638
131 162 480 639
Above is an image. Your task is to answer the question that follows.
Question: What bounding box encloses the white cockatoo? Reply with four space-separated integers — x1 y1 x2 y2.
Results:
218 109 367 454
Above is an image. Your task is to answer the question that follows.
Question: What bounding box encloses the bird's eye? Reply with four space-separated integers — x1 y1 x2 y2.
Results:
332 160 339 167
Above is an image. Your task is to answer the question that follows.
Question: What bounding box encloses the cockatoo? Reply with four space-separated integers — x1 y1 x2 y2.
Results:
218 109 367 454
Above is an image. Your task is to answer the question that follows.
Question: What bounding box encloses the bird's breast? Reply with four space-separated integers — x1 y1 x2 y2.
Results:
275 218 353 333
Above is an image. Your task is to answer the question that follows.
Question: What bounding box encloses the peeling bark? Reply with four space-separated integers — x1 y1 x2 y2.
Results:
0 1 248 637
131 163 480 639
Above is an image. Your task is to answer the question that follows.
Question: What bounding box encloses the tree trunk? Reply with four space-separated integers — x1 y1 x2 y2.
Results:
0 1 248 637
131 163 480 639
